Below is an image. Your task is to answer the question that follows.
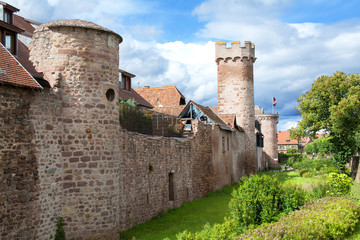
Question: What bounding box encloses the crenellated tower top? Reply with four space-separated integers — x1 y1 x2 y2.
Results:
215 41 256 64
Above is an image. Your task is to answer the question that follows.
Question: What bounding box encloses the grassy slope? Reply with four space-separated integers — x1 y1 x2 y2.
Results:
120 172 360 240
119 184 238 240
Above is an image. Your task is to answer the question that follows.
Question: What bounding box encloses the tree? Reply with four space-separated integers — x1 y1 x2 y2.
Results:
304 136 333 156
291 71 360 167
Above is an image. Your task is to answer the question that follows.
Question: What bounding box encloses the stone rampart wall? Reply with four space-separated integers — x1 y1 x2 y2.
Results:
119 121 214 230
0 85 40 240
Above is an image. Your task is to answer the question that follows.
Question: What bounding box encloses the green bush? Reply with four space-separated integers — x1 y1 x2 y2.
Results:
175 217 237 240
310 182 333 199
229 174 308 231
280 183 309 214
299 169 309 177
229 174 282 230
237 197 360 240
295 157 337 174
327 172 353 196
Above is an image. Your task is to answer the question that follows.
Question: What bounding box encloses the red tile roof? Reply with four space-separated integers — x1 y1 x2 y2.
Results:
118 88 153 108
152 106 185 116
277 131 298 145
0 43 42 88
134 86 186 107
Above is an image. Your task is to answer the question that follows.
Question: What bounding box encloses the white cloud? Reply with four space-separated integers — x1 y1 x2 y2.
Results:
278 116 301 131
8 0 360 130
289 22 322 38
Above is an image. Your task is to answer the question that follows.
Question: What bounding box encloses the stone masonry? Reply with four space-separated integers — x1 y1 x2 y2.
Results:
0 18 267 240
216 41 257 174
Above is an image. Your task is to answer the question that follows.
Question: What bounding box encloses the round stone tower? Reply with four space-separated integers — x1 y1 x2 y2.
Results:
257 114 279 168
29 20 122 239
216 41 257 175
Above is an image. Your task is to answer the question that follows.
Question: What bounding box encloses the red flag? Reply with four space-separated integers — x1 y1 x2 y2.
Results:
273 97 277 106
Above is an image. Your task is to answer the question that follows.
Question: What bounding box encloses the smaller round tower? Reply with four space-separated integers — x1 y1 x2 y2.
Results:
257 114 279 169
216 41 257 175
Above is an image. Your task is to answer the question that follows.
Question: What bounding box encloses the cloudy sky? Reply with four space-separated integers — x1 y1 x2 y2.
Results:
8 0 360 130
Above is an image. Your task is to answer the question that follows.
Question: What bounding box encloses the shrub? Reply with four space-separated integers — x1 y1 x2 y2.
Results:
229 174 308 231
237 197 360 240
280 183 309 214
310 182 333 199
175 217 237 240
327 172 353 196
299 169 309 177
229 174 282 230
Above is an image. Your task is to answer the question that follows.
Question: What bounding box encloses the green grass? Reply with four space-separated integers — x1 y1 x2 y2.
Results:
119 183 239 240
120 171 360 240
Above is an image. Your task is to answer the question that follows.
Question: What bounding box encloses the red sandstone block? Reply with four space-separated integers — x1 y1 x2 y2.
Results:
63 182 76 189
69 157 79 163
58 49 77 55
89 162 98 168
62 152 72 157
63 119 73 123
106 180 113 186
81 156 90 162
74 151 83 156
78 51 96 57
77 181 87 187
64 175 73 181
78 162 87 168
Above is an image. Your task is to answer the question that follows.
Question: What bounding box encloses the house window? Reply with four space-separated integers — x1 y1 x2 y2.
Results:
179 97 186 105
3 10 10 23
169 172 174 201
4 33 15 54
227 136 229 151
121 74 131 91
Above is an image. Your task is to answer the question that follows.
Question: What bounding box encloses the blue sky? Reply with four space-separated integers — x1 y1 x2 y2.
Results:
8 0 360 130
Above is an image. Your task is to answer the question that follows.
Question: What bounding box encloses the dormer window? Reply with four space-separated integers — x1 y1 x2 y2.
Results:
121 75 131 91
119 69 135 91
3 10 11 23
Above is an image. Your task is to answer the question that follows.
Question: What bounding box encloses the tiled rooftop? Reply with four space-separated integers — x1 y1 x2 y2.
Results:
0 43 42 88
134 86 186 108
277 130 298 145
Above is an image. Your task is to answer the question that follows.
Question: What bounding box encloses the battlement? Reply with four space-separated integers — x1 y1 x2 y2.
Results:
215 41 255 63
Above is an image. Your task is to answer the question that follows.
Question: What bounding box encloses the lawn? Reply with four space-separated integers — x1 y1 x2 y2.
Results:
119 171 360 240
119 183 239 240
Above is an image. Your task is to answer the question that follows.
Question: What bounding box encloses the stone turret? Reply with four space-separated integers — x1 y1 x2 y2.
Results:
257 113 279 168
216 41 257 175
29 19 122 239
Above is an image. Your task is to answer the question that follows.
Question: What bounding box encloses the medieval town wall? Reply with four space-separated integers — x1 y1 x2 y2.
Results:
0 85 40 240
1 20 251 240
119 121 215 230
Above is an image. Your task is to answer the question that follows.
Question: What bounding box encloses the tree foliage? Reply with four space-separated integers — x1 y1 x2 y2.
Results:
304 136 333 155
291 71 360 166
